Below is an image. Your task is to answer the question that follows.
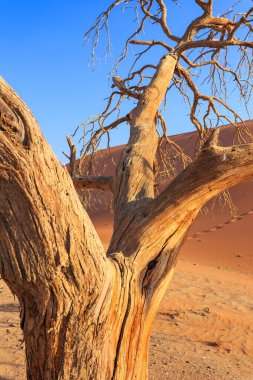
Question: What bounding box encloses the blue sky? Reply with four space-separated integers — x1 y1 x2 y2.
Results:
1 1 252 161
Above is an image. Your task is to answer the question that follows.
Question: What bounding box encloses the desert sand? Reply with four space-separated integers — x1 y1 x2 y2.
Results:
0 123 253 379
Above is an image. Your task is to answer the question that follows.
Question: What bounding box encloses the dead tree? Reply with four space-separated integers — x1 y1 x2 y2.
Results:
0 1 253 379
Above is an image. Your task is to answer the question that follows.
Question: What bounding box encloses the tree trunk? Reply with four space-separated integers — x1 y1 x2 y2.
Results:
0 72 193 379
0 78 108 379
1 57 253 379
0 59 186 380
20 250 180 380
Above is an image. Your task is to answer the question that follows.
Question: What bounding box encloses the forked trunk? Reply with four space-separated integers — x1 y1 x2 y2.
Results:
1 48 253 378
20 250 179 380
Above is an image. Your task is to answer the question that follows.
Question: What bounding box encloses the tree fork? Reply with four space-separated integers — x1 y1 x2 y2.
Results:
0 76 181 380
0 75 207 380
1 48 253 379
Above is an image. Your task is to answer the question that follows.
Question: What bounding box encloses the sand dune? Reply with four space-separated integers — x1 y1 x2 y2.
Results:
0 122 253 379
89 121 253 275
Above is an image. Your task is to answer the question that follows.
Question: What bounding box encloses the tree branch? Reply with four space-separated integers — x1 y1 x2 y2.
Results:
113 53 178 225
176 38 253 53
139 0 180 43
112 76 140 99
202 127 220 149
78 116 128 173
66 135 77 177
195 0 213 15
73 175 114 192
130 39 171 51
109 136 253 271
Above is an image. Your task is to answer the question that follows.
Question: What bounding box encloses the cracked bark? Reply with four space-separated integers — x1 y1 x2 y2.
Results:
1 48 253 380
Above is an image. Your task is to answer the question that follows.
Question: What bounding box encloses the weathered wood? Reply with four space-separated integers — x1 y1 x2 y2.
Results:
73 175 114 192
1 43 253 380
66 135 77 177
113 54 178 230
0 77 110 379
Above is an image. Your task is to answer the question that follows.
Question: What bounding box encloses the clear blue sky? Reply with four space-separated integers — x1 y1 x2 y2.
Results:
1 1 252 161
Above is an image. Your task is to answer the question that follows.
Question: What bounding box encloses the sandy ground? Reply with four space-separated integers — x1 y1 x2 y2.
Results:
0 281 25 379
1 124 253 379
150 261 253 380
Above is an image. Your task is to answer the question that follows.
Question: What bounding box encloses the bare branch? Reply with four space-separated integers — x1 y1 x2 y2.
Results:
202 127 220 150
110 140 253 262
82 0 253 216
139 0 180 42
176 38 253 54
78 116 128 173
174 62 251 140
112 76 140 99
157 113 191 169
130 39 171 51
195 0 213 15
66 135 77 177
73 176 114 192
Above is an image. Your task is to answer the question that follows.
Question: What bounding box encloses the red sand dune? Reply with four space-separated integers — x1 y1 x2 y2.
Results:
89 121 253 276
